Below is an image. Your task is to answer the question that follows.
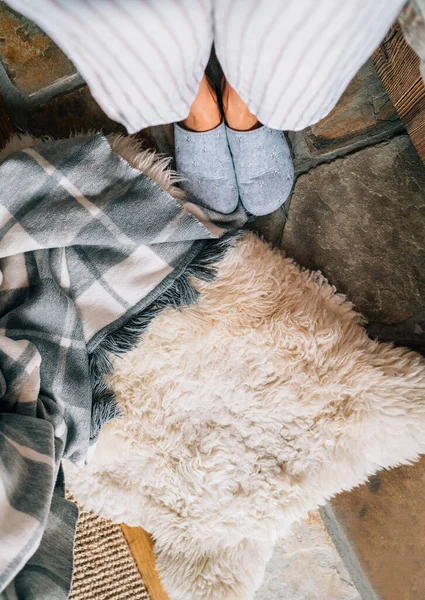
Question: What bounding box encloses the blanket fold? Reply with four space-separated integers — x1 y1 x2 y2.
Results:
0 133 244 599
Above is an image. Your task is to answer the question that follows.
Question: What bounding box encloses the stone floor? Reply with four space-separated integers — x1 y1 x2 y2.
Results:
1 5 425 598
256 513 360 600
283 134 425 348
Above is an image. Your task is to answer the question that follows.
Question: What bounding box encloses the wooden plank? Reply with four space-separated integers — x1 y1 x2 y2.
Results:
121 525 169 600
372 23 425 164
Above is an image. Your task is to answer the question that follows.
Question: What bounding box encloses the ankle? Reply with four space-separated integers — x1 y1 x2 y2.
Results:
181 76 221 132
222 80 261 131
181 111 221 133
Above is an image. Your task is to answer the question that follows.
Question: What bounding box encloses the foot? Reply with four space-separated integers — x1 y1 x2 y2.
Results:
181 75 221 132
222 80 261 131
225 126 294 216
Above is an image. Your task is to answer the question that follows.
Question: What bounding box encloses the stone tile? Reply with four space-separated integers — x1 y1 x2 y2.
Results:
250 207 288 248
26 86 125 139
331 457 425 600
0 91 14 148
309 62 399 150
147 123 175 156
0 3 76 95
289 62 405 176
282 135 425 349
255 512 360 600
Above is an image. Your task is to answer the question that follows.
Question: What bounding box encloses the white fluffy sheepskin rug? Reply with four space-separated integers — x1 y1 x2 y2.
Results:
11 131 413 599
64 226 425 599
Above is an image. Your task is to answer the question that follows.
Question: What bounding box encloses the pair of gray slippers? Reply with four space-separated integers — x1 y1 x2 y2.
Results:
175 121 294 217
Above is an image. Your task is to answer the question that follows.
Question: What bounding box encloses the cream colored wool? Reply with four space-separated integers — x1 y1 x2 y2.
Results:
65 232 425 599
5 133 423 600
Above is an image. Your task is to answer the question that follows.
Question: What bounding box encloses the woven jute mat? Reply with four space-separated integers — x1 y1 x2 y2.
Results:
69 502 150 600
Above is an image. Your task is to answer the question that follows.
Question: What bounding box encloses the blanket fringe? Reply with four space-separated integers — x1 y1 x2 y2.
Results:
89 233 238 442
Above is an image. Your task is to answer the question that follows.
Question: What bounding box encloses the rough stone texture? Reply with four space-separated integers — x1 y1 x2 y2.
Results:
309 62 399 150
289 62 405 176
251 207 288 247
23 86 165 154
0 2 76 95
0 90 14 148
282 135 425 349
331 457 425 600
25 86 125 139
255 512 360 600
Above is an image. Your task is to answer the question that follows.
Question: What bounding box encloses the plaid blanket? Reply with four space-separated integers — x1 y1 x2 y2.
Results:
0 134 245 599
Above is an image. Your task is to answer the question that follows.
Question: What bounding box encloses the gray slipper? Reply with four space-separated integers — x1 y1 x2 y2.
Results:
226 125 294 216
174 121 239 214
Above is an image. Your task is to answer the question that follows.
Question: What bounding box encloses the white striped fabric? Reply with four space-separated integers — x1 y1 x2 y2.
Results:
6 0 406 133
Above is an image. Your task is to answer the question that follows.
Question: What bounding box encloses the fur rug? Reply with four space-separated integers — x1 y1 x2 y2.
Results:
29 133 421 598
64 222 425 599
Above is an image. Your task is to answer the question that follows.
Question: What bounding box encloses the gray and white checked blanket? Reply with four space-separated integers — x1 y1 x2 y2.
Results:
0 134 245 599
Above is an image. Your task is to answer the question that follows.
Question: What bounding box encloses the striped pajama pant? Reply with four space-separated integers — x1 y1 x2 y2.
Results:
6 0 406 134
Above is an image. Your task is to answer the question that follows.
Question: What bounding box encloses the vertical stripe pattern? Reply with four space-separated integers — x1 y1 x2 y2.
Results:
5 0 406 133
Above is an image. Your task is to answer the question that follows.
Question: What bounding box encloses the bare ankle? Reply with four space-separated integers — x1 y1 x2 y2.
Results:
222 79 261 131
181 75 221 132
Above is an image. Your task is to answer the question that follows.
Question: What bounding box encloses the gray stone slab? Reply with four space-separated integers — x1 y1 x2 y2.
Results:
255 512 361 600
289 62 405 177
251 207 288 248
0 3 77 95
25 86 124 138
330 458 425 600
282 135 425 350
